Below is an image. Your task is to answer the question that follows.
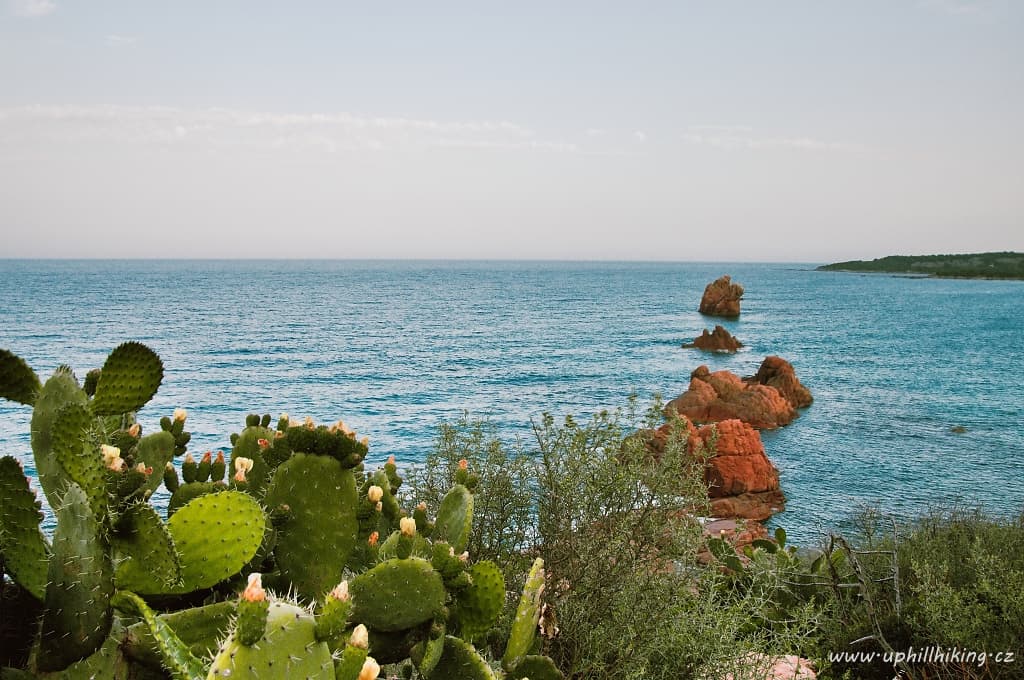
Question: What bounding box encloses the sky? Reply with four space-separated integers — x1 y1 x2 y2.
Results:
1 1 1022 261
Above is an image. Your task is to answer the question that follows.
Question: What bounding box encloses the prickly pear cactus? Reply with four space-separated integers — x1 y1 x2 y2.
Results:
452 560 505 642
0 348 41 405
111 502 181 593
426 636 499 679
350 557 447 632
434 483 474 554
30 366 89 511
37 482 114 672
89 341 164 416
502 557 546 673
208 600 334 679
264 453 358 600
160 490 266 594
113 590 207 680
0 456 50 599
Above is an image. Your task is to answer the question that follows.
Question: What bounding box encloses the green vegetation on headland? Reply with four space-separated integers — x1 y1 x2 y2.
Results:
2 343 1022 679
817 251 1024 279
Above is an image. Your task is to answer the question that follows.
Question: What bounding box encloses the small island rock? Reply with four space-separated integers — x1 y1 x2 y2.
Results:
684 325 744 353
699 275 744 317
666 365 798 430
745 356 812 408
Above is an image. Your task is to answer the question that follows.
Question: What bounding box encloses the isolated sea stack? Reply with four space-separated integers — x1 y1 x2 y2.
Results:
699 275 744 317
684 325 743 353
665 357 811 430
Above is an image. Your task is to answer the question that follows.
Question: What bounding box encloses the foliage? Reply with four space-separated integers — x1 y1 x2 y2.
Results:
817 251 1024 279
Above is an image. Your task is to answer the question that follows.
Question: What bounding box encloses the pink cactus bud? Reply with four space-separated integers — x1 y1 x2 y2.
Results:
387 455 396 465
127 423 141 437
458 459 468 471
329 580 350 602
183 452 195 465
201 451 212 463
241 573 266 602
350 624 369 650
368 531 379 547
257 438 270 449
357 657 380 680
215 451 225 464
416 501 427 512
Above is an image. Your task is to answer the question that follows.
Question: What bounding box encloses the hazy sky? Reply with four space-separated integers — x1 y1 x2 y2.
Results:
1 1 1021 261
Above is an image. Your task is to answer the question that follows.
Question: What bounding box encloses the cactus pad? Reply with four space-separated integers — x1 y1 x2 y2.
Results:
167 480 220 516
502 557 546 672
37 483 114 672
453 560 505 642
0 456 50 600
508 655 565 680
165 491 266 594
0 348 41 406
264 453 358 600
135 431 175 495
434 484 473 554
123 600 237 671
350 557 446 632
426 636 499 679
113 590 207 680
50 402 107 519
207 600 334 680
90 342 164 416
230 426 273 497
112 502 181 593
31 367 88 510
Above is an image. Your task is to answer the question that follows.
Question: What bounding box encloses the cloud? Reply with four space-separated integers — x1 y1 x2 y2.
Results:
0 105 576 155
104 35 139 47
633 130 647 143
682 126 865 153
9 0 55 17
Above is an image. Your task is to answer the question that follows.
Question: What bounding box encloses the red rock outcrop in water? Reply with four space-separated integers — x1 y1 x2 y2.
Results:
745 356 813 408
642 417 785 521
683 325 743 353
699 275 744 317
665 365 798 430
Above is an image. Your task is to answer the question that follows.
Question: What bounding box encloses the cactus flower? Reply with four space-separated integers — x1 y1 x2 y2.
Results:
416 501 427 512
375 501 383 513
367 485 384 503
329 580 350 602
387 455 396 465
234 456 254 482
459 551 469 563
241 573 266 602
304 416 316 430
101 444 125 471
400 517 417 537
256 438 270 449
173 408 187 423
274 430 285 439
350 624 369 650
127 423 141 437
357 657 380 680
134 462 150 475
458 458 468 471
368 531 379 547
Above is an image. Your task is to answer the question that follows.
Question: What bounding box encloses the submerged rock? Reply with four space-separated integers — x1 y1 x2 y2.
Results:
684 325 743 353
699 275 744 317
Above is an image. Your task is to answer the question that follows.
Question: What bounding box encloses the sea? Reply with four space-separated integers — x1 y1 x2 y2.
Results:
1 259 1021 544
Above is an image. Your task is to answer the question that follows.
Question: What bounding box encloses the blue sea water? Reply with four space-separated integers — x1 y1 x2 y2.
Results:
1 259 1022 543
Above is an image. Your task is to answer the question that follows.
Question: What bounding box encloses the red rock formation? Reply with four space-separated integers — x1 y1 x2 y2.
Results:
683 325 743 353
699 275 744 317
642 417 785 522
666 365 798 429
745 356 812 408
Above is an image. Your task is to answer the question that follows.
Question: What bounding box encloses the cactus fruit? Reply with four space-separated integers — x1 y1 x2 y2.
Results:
350 557 447 632
452 560 505 642
208 600 335 680
425 636 499 680
229 426 274 496
90 341 164 416
315 581 352 642
433 483 474 554
264 453 359 600
0 456 50 600
37 483 114 671
163 491 266 594
113 590 207 680
502 557 546 673
0 348 41 405
507 655 565 680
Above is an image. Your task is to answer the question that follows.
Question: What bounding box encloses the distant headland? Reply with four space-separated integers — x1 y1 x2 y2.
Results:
817 251 1024 279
